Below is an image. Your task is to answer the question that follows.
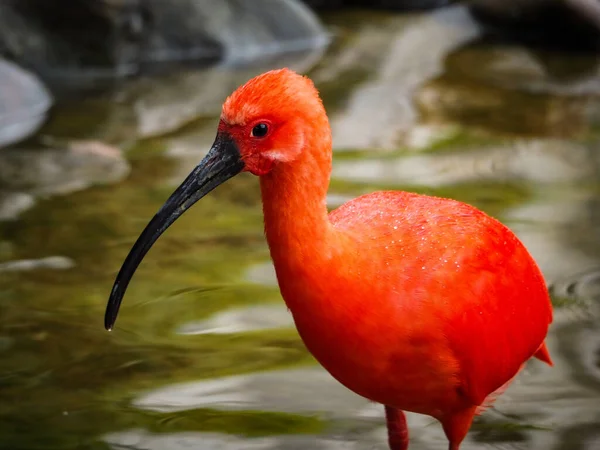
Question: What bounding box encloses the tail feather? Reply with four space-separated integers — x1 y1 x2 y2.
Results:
476 341 553 416
534 341 553 366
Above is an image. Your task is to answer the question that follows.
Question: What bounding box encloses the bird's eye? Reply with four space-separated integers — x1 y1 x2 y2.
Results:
251 123 269 138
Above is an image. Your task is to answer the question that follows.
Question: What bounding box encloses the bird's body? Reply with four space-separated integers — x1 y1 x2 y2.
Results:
272 190 551 414
105 68 553 450
259 141 553 447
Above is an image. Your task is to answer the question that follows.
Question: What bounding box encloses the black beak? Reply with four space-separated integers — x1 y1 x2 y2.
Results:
104 133 244 330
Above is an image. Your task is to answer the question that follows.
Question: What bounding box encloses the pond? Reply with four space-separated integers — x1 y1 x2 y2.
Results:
1 5 600 450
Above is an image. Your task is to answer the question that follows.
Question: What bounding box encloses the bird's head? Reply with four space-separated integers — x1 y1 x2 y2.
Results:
220 68 326 175
104 68 326 330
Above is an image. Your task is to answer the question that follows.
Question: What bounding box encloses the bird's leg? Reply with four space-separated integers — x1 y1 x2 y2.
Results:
385 405 409 450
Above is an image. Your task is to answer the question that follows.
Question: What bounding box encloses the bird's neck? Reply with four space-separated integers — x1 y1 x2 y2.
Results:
259 139 333 274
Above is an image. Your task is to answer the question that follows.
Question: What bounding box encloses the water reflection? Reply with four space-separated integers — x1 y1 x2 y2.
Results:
1 3 600 450
177 304 294 335
316 5 481 150
104 430 369 450
332 139 599 186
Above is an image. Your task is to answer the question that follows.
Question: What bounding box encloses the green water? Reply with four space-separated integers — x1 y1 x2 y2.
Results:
2 6 600 450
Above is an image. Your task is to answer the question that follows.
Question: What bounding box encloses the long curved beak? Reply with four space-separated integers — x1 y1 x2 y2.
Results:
104 132 244 330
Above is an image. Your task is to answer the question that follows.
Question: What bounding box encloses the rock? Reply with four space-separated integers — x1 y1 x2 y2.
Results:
0 140 130 196
468 0 600 50
0 256 75 272
0 0 142 86
143 0 327 66
0 58 52 148
0 0 328 87
302 0 344 7
303 0 452 10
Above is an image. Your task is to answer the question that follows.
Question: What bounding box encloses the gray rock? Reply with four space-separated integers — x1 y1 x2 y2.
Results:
304 0 452 9
141 0 328 65
0 58 52 148
0 140 130 196
469 0 600 49
0 0 328 86
0 0 142 85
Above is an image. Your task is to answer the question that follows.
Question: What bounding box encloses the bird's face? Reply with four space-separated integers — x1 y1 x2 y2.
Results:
217 68 323 176
214 113 304 177
104 68 321 329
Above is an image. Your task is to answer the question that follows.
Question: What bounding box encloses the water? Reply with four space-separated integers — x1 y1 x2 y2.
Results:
1 5 600 450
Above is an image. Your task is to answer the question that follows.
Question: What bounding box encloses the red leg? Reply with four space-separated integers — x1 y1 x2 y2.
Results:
385 405 409 450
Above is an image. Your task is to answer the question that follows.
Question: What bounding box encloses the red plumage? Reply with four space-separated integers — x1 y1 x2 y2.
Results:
270 191 552 448
227 70 554 449
105 68 554 450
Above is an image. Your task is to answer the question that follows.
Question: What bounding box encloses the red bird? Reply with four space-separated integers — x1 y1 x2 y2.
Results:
105 68 553 450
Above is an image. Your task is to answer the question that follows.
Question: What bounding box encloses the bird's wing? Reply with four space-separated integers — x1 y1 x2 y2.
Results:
440 232 552 407
329 190 552 407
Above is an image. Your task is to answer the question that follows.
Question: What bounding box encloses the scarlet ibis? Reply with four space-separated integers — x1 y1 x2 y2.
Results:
104 68 553 450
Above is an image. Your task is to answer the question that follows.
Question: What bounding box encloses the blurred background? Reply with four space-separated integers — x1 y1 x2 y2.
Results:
1 0 600 449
